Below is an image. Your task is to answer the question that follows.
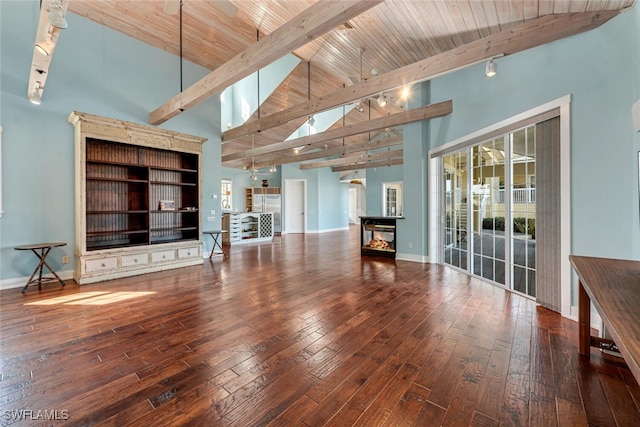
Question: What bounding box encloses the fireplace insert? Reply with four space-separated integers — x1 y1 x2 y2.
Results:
360 216 400 258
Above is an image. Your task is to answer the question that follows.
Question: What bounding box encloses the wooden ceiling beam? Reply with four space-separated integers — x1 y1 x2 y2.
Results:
222 10 618 142
300 148 403 170
149 0 384 125
332 157 403 172
222 100 451 162
249 135 403 169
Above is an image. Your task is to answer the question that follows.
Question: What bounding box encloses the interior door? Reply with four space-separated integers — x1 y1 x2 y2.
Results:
348 187 357 223
284 179 305 233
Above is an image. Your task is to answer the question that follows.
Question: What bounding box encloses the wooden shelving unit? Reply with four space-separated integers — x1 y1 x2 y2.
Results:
245 187 280 211
69 111 207 284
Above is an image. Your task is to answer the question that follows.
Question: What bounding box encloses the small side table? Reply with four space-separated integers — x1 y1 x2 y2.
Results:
203 230 228 259
14 242 67 293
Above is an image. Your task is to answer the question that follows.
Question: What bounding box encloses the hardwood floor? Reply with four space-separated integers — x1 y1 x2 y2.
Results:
1 228 639 426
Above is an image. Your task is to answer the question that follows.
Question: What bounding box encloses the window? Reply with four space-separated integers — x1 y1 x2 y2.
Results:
221 179 232 211
382 182 403 217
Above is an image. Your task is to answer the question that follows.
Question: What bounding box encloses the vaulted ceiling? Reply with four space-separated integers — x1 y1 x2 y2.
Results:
64 0 634 172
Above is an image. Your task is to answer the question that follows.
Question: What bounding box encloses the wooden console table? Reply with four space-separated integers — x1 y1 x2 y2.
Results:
14 242 67 293
569 255 640 382
203 230 227 259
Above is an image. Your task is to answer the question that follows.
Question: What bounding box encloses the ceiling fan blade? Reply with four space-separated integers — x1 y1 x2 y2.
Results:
212 0 238 17
164 0 180 15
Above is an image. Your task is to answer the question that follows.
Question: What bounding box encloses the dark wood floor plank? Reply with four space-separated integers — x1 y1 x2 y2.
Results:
303 304 413 404
575 355 618 427
600 371 640 426
528 381 558 427
379 382 432 427
0 228 638 426
413 321 464 390
353 362 420 426
549 332 582 404
266 395 317 427
475 338 512 419
469 410 500 427
499 381 529 427
556 396 588 427
440 344 491 426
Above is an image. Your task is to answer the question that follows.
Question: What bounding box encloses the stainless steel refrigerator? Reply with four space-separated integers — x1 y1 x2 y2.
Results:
253 193 282 233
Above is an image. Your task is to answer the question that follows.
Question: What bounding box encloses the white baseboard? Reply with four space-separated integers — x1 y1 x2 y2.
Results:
305 227 350 234
395 253 431 263
0 270 75 291
568 304 602 331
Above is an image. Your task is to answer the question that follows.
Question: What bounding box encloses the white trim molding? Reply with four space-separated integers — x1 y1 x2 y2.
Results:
0 125 3 218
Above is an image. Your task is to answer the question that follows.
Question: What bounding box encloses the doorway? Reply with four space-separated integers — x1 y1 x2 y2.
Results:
284 179 306 233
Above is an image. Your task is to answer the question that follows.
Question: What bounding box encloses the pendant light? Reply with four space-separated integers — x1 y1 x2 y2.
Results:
485 59 497 78
307 61 314 128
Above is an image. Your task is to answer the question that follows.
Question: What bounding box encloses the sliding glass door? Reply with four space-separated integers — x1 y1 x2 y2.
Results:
471 138 507 285
443 151 468 270
510 127 536 297
441 125 537 298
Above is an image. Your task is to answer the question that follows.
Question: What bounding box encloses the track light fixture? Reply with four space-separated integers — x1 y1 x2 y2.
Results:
377 93 387 107
308 115 315 127
269 165 277 173
35 42 51 56
29 82 42 105
48 0 68 30
485 59 497 78
35 29 55 56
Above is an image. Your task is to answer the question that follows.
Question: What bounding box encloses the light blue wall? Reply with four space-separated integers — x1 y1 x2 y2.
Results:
1 1 222 282
2 2 638 288
429 8 639 259
398 81 430 258
365 165 403 217
281 163 347 232
426 8 639 302
317 168 349 231
220 166 281 212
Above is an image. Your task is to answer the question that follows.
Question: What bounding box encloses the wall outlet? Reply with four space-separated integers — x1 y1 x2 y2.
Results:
62 256 69 264
210 210 215 215
408 242 413 249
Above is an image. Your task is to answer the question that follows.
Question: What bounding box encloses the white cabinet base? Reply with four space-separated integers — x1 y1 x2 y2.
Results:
74 241 203 285
222 212 274 245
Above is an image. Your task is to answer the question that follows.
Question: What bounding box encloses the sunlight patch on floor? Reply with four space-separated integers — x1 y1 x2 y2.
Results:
25 291 155 306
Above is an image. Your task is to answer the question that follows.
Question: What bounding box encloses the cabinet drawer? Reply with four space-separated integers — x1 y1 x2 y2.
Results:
178 246 199 259
85 257 118 273
121 253 149 267
151 250 175 263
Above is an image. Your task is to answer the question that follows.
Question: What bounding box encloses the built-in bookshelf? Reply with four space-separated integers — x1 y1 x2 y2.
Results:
68 111 207 284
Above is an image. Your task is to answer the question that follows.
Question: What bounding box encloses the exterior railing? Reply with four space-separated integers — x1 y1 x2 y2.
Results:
498 187 535 204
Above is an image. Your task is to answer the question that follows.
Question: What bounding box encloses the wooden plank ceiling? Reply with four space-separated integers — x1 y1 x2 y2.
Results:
67 0 635 171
